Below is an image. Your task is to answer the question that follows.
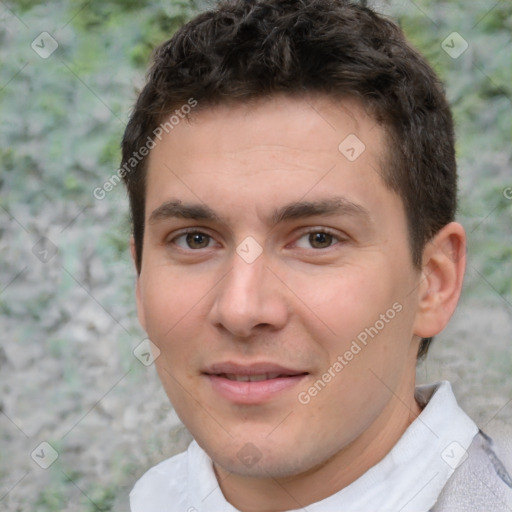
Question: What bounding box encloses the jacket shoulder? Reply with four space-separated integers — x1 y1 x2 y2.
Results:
432 430 512 512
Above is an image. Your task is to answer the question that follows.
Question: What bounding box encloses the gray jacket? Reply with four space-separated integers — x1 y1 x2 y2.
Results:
432 430 512 511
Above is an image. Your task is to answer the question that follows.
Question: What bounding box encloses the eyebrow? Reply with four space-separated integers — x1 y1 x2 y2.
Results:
149 200 221 224
270 197 371 225
148 197 371 226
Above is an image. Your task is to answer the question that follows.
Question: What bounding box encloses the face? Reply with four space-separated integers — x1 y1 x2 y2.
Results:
136 95 423 480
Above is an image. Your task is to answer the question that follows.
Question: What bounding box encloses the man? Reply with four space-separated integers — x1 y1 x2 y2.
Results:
121 0 512 510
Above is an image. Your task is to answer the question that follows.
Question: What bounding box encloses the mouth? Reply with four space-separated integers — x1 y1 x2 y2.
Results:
218 372 305 382
203 362 309 404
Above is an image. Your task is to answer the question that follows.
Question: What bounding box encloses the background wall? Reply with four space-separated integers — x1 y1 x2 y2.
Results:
0 0 510 510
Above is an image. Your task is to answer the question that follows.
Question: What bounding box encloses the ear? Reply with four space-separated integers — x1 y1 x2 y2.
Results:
413 222 466 338
130 236 146 331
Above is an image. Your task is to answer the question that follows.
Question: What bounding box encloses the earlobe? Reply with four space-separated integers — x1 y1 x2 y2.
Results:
413 222 466 339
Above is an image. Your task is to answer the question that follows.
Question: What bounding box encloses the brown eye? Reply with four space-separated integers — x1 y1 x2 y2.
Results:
308 232 334 249
185 232 211 249
172 231 214 250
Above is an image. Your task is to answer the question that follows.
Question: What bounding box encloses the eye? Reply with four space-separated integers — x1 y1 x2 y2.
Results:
294 230 342 249
172 231 215 250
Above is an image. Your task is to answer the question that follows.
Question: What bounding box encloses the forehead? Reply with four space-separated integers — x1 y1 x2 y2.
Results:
144 94 394 224
151 95 384 160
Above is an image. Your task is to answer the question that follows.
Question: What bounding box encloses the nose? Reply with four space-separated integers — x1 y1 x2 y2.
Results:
208 247 289 339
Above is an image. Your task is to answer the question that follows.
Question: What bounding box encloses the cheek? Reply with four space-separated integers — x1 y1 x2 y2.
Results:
286 262 395 338
140 272 206 403
290 261 414 381
139 269 205 346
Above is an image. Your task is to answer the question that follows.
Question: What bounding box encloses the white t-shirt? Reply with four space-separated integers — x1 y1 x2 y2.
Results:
130 381 479 512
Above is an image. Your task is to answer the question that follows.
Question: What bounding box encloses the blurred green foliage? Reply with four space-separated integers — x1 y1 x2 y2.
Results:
0 0 510 509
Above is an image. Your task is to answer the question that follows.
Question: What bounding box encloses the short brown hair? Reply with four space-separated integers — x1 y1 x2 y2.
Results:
121 0 458 358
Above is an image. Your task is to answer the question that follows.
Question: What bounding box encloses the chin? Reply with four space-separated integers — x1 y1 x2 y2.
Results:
215 452 310 479
203 434 330 480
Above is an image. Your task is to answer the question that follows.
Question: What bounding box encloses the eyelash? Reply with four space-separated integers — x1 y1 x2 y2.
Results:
168 227 346 251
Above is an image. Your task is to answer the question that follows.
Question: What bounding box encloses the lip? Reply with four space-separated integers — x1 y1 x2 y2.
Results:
205 361 306 376
203 361 309 404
